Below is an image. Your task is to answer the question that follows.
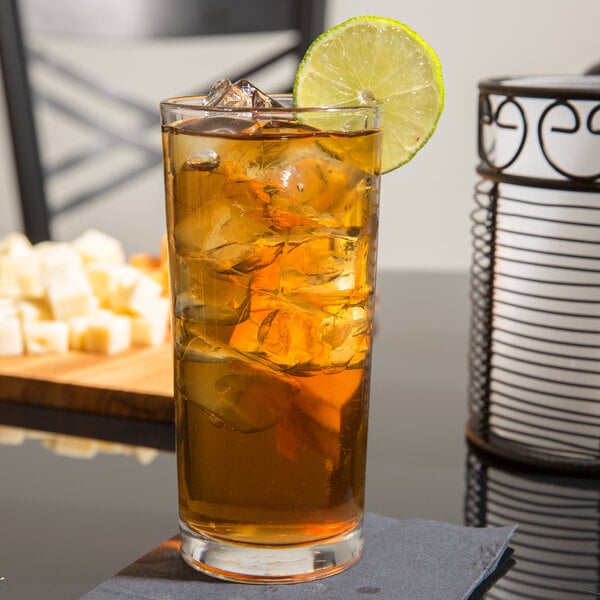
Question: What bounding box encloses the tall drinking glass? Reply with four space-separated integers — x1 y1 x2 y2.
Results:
160 94 382 583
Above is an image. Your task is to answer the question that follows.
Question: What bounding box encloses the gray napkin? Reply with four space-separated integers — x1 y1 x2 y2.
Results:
80 513 516 600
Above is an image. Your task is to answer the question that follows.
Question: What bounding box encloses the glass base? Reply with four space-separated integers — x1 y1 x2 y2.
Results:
178 520 363 584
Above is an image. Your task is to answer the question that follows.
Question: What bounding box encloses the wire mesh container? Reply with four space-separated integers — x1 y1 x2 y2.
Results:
467 75 600 471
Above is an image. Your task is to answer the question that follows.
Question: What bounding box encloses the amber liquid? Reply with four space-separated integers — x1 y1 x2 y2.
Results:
163 116 381 546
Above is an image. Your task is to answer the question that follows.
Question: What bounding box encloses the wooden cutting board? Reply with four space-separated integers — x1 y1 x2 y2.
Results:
0 345 174 422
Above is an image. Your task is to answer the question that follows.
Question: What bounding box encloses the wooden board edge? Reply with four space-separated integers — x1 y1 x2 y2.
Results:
0 374 174 423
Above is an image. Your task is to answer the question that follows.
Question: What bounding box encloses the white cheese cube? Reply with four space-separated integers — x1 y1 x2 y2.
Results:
72 229 125 264
110 268 163 317
40 259 88 285
35 241 83 271
85 261 123 305
16 256 44 298
23 320 69 354
83 313 131 355
17 299 52 321
45 272 96 320
69 309 115 351
0 317 24 355
0 231 32 256
0 298 18 318
68 315 90 350
0 251 43 298
0 255 21 296
130 297 170 346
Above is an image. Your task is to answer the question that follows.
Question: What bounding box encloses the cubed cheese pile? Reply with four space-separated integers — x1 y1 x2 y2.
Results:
0 229 170 356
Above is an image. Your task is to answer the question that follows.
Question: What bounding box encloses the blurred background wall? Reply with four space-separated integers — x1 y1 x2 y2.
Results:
0 0 598 271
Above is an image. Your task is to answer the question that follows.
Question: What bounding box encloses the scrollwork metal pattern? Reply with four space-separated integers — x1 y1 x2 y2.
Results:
478 94 527 173
477 78 600 191
539 99 600 182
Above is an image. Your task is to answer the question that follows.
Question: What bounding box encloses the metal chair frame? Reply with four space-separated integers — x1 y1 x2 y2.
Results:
0 0 326 242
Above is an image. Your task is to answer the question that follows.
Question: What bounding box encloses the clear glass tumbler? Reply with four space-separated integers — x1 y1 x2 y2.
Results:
161 94 382 583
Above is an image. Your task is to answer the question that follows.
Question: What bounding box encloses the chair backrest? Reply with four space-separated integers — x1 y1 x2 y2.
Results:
0 0 326 244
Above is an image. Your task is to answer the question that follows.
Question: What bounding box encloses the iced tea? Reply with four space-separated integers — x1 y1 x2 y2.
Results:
162 95 381 581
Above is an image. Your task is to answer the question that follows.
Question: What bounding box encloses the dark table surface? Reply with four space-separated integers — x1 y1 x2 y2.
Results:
1 271 598 599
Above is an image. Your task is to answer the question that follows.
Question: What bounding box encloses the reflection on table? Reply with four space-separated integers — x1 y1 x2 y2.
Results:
466 444 600 599
0 424 159 464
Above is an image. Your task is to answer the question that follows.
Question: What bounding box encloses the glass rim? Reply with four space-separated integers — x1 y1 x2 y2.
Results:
160 93 382 114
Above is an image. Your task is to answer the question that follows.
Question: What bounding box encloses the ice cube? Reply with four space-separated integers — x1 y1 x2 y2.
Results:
294 370 364 434
263 147 376 231
203 78 283 108
276 368 367 469
276 407 343 464
281 233 370 298
184 149 220 172
178 356 298 432
230 290 370 375
176 261 251 325
175 197 284 274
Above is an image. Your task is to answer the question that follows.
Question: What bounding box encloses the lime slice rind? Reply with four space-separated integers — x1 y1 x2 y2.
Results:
293 16 444 173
